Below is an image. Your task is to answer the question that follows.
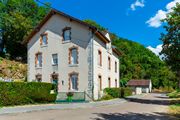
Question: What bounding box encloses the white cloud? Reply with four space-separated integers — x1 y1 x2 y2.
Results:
146 0 180 28
166 0 180 11
147 44 164 59
130 0 145 11
146 10 167 28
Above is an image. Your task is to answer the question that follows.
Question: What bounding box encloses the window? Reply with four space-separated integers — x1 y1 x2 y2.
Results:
99 75 102 91
35 53 42 67
63 27 71 41
108 77 111 88
115 79 117 88
69 74 78 90
40 33 48 45
69 47 78 65
35 74 42 82
52 54 58 65
98 50 102 66
115 61 117 73
108 57 111 70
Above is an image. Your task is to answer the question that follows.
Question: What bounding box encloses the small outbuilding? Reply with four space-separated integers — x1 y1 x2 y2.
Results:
127 79 152 95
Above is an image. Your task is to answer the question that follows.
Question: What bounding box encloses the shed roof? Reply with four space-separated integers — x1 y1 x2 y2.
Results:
127 80 151 86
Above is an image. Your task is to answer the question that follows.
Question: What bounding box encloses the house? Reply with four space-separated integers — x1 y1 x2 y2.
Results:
127 80 152 95
26 9 121 100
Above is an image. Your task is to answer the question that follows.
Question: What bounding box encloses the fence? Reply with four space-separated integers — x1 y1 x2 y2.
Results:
56 91 86 102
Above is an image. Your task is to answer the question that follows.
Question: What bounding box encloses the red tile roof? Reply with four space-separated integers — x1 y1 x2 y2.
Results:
127 80 151 86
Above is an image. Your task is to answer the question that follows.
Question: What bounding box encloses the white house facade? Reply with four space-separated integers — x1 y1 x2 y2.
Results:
27 9 121 100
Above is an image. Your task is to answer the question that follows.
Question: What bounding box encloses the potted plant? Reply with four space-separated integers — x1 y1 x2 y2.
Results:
66 92 74 102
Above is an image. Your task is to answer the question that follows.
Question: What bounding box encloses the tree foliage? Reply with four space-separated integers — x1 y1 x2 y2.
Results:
0 0 50 60
83 19 106 31
160 3 180 87
85 20 177 88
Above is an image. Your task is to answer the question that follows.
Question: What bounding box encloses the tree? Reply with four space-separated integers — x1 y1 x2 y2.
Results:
0 0 50 60
160 3 180 88
83 19 106 31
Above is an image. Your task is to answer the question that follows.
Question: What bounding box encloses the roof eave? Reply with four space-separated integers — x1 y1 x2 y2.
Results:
24 9 110 44
112 48 122 56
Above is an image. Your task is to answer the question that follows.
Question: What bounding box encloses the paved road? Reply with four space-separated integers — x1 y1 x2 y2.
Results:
0 93 178 120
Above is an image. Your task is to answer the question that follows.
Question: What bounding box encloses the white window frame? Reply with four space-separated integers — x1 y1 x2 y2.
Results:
36 53 42 68
70 74 78 91
63 29 71 41
52 54 58 65
71 48 78 65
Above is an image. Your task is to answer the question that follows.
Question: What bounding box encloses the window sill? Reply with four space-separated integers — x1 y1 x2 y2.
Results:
69 89 79 92
98 65 102 69
35 67 42 69
62 40 71 44
41 45 48 48
69 64 79 67
52 64 58 66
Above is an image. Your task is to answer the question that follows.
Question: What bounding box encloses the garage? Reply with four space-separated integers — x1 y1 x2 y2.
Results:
127 80 152 95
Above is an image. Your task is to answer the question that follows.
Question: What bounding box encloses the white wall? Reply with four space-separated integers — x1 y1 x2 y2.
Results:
28 14 120 100
93 36 120 100
28 14 91 93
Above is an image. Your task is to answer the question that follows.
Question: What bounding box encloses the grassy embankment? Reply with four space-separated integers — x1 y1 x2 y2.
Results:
168 90 180 117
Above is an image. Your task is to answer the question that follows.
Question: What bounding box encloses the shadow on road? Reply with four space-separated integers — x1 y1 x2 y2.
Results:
92 112 179 120
125 97 180 106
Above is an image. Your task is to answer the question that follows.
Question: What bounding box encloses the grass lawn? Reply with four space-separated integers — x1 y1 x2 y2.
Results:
168 90 180 98
169 104 180 117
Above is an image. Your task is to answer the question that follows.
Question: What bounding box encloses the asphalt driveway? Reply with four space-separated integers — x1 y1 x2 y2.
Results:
0 93 178 120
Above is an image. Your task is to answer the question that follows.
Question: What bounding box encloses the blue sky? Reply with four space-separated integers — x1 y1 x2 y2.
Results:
39 0 179 48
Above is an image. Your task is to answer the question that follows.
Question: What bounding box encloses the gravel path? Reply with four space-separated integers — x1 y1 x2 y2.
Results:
0 93 178 120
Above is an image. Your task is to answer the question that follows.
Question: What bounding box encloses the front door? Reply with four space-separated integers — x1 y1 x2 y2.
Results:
51 73 59 93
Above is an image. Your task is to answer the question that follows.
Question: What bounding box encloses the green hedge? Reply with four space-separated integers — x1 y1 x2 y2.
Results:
120 87 133 97
0 82 57 106
104 87 132 98
104 88 120 98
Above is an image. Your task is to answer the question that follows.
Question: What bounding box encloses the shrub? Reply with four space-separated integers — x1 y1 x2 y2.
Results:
104 87 132 98
0 82 57 106
104 88 120 98
100 94 114 100
121 87 132 97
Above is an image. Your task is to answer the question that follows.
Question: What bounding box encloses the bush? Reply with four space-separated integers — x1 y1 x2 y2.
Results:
168 90 180 98
104 87 132 98
121 87 132 97
0 82 57 106
100 94 114 100
104 88 120 98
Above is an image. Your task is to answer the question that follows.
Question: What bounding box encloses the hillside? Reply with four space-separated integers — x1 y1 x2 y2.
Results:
0 57 27 81
84 20 177 88
112 36 177 88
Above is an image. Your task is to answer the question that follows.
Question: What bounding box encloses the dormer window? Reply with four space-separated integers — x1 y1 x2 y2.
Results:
40 33 48 46
63 27 71 41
